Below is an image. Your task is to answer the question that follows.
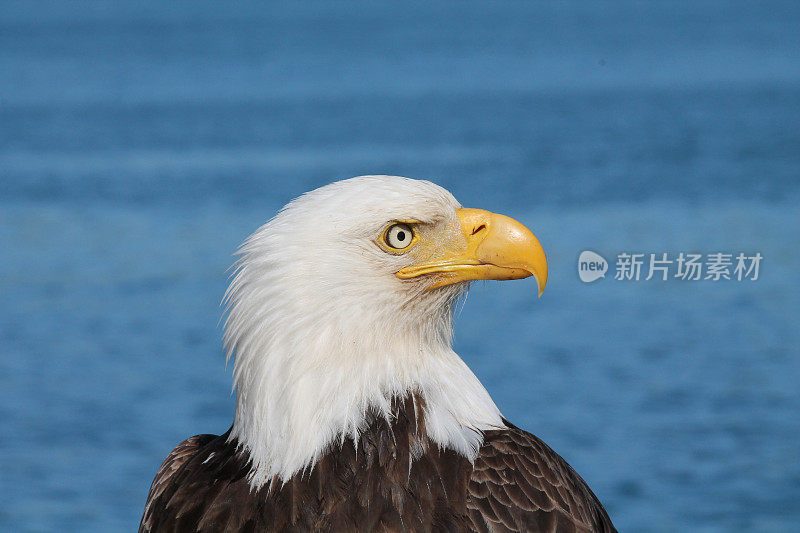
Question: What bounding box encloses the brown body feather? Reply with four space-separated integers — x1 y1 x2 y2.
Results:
140 395 615 532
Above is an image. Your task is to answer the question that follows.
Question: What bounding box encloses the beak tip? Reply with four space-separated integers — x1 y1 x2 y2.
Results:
532 272 547 298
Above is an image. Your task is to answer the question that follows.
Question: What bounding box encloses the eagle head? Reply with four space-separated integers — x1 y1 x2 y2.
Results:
223 176 547 486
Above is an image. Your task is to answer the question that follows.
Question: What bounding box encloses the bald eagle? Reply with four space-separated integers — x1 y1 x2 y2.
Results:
140 176 616 532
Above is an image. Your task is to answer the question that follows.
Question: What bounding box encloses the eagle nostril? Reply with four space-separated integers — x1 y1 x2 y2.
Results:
471 223 487 236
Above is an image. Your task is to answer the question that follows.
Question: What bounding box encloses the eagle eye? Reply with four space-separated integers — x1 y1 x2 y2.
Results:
384 223 415 250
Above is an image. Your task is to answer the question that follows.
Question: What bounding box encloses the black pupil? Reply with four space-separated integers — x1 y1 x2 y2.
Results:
396 230 406 242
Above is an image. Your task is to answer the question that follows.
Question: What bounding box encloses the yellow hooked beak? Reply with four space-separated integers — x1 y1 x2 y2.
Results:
396 208 548 296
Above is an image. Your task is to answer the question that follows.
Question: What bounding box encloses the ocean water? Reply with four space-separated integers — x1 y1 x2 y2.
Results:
1 1 799 531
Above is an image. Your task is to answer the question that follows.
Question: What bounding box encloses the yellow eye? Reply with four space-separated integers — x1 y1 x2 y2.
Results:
384 223 415 250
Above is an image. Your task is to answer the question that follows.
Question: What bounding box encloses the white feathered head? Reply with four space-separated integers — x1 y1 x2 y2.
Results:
223 176 547 486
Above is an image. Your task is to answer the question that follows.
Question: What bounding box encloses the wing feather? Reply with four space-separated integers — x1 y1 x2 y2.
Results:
467 422 616 533
139 433 217 532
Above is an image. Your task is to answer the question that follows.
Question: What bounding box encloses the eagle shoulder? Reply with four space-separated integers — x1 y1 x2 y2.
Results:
467 422 616 533
139 433 218 532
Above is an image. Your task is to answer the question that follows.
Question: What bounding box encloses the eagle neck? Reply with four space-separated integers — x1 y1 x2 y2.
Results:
227 312 503 489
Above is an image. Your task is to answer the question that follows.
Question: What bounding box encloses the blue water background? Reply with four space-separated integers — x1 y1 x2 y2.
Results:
1 1 799 531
